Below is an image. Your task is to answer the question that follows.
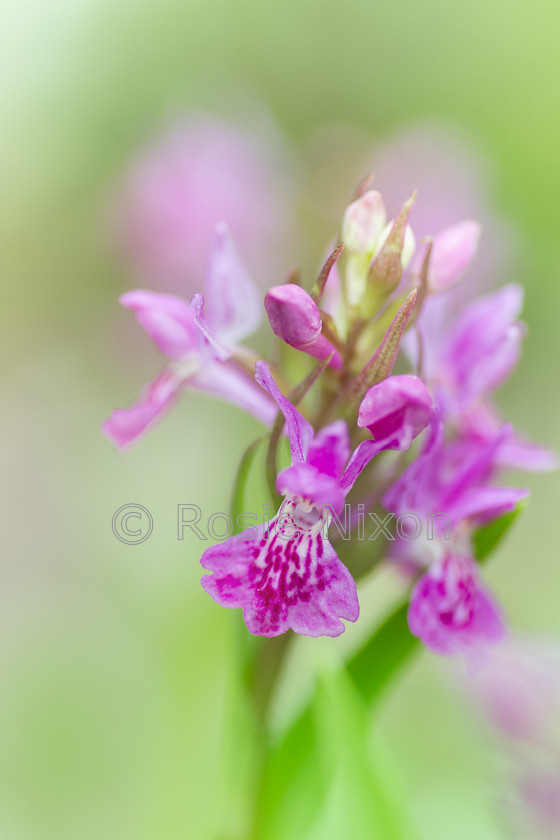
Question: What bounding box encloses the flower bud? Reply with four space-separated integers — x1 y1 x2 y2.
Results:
428 220 480 292
376 221 417 270
265 284 322 346
265 284 342 368
341 190 386 255
368 193 416 299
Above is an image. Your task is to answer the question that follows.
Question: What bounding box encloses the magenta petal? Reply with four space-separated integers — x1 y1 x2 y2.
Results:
445 425 512 500
459 400 557 473
408 554 505 658
201 524 358 637
255 362 313 463
382 415 444 515
358 374 433 450
339 439 386 493
120 290 199 359
443 284 525 407
429 220 480 292
276 463 345 512
498 435 558 473
102 369 181 449
449 486 528 526
204 223 261 344
306 420 350 479
383 419 525 528
189 361 276 426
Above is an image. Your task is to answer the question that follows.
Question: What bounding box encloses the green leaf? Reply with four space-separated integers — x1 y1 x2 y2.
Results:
251 655 420 840
310 667 420 840
472 500 526 564
249 707 322 840
346 600 419 706
229 435 270 527
250 601 419 839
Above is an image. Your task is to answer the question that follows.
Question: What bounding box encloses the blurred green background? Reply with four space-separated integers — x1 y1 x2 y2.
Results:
2 0 560 838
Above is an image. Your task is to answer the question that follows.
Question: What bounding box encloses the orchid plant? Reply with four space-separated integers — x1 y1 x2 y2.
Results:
103 182 554 836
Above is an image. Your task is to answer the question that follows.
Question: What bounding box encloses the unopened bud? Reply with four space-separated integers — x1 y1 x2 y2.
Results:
428 220 480 293
265 284 322 346
265 284 342 368
368 193 416 297
342 190 386 255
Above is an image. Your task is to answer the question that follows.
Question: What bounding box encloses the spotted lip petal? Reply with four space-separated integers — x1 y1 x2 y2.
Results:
200 366 380 637
201 523 358 637
408 553 505 658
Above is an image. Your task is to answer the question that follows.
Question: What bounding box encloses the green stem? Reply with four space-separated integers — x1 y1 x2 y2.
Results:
247 633 293 726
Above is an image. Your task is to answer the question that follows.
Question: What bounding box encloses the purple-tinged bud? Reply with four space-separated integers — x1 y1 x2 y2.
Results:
358 374 432 450
265 284 322 345
429 220 480 292
265 284 342 368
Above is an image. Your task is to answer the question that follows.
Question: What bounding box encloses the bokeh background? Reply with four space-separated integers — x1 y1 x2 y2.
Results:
2 0 560 838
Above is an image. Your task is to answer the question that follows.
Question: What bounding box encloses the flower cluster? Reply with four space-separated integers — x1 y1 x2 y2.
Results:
104 183 554 659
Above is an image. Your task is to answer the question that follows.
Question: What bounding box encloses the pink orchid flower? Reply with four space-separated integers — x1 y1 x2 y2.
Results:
384 416 529 532
408 552 505 659
200 363 429 637
103 225 275 449
406 284 555 472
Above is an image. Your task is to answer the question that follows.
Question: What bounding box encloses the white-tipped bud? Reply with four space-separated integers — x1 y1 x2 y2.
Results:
342 190 386 255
